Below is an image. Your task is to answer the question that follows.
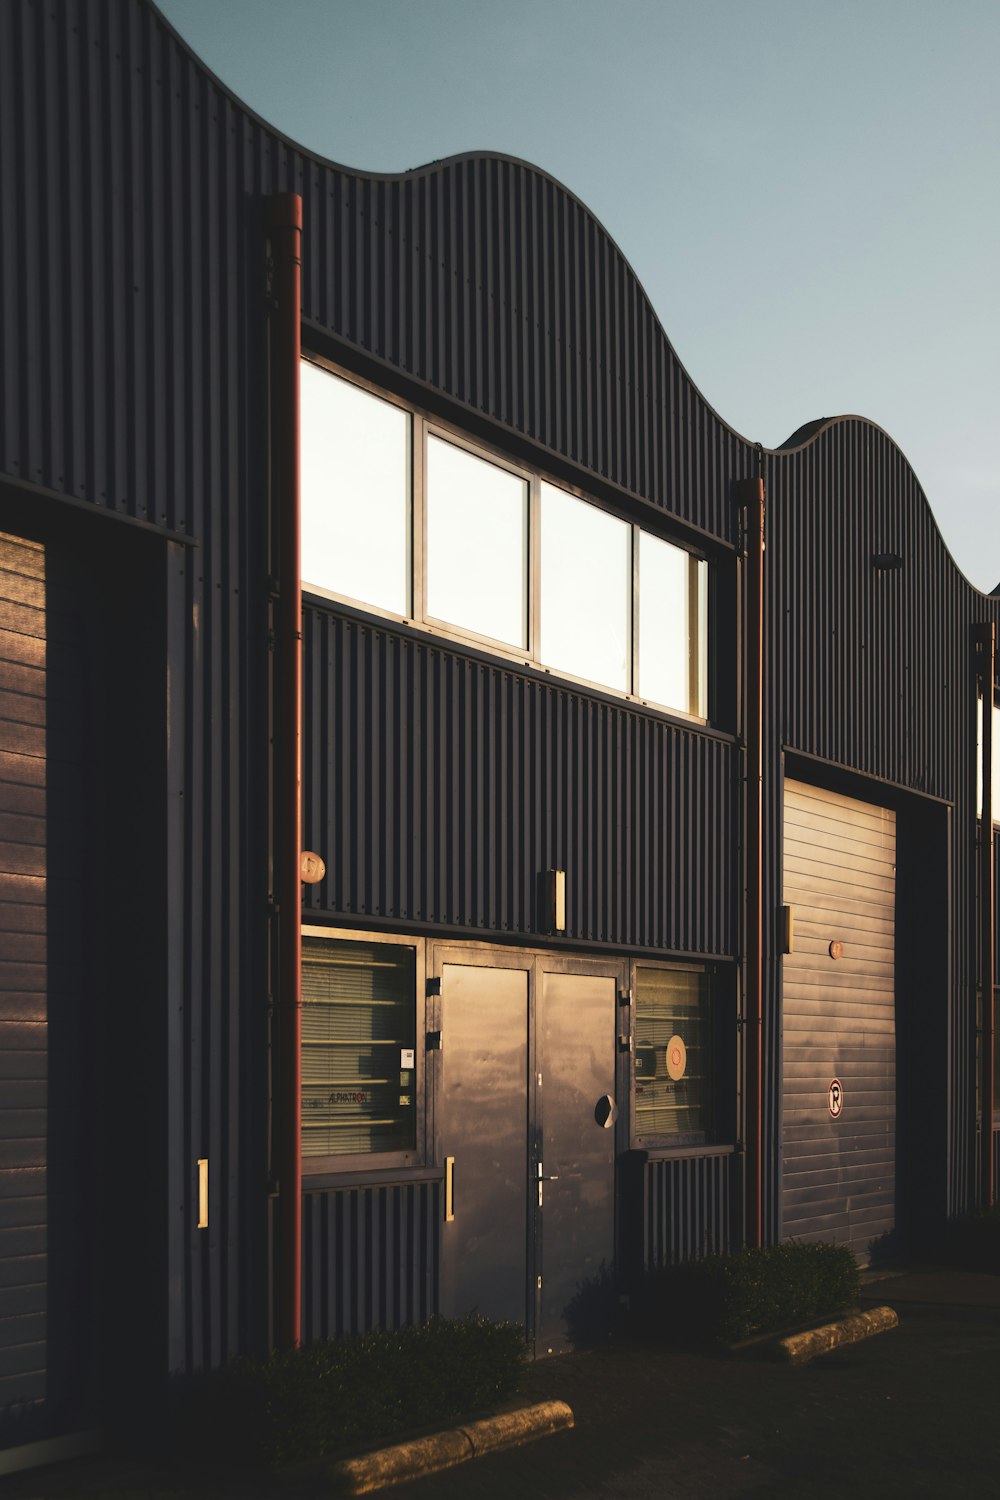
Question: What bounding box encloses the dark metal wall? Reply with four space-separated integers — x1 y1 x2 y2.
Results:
639 1152 738 1268
2 0 998 1399
299 158 752 540
0 0 269 1384
0 0 752 1383
302 608 736 957
301 1180 440 1342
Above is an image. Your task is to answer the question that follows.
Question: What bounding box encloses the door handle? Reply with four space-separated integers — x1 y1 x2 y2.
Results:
445 1156 455 1222
537 1161 558 1205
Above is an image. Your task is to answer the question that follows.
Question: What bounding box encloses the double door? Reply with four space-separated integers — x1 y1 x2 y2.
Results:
434 947 620 1355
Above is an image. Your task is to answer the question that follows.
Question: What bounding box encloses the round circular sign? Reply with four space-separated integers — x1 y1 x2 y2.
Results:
300 850 327 884
666 1034 687 1081
828 1078 844 1118
829 940 844 960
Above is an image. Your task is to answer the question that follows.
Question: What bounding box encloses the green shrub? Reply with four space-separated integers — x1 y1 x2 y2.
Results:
178 1315 527 1468
642 1240 860 1345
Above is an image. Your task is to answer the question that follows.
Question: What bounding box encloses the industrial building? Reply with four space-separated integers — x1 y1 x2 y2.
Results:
0 0 997 1473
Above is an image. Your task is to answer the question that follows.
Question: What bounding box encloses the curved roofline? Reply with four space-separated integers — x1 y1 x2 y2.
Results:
148 0 754 453
771 413 999 600
150 1 996 603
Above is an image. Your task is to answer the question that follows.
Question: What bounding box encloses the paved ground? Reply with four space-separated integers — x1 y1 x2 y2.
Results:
4 1269 999 1499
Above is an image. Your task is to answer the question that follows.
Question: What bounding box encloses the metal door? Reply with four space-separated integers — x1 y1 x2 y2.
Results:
535 967 617 1355
782 778 896 1261
438 961 530 1325
435 949 619 1352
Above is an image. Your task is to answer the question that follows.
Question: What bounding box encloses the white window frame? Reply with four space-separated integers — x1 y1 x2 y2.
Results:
301 356 710 723
976 696 1000 825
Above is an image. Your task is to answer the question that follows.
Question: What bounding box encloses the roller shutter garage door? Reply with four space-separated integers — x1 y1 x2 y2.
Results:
782 779 895 1263
0 531 100 1454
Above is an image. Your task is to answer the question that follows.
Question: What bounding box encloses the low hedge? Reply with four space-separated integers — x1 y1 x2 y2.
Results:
641 1241 860 1345
178 1315 527 1468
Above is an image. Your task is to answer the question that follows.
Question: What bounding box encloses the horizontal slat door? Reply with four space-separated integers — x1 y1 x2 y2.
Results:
0 534 48 1434
782 780 896 1261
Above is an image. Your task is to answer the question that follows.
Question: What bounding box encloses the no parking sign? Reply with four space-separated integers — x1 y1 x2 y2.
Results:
828 1078 844 1118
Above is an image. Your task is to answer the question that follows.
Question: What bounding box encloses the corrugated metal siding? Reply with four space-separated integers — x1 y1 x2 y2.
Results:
1 0 259 1380
2 0 999 1390
302 607 736 957
300 158 750 539
301 1181 439 1341
640 1153 736 1268
0 0 748 1378
0 2 749 546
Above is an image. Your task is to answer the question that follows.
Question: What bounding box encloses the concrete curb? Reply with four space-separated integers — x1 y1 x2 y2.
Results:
773 1304 899 1365
327 1399 575 1494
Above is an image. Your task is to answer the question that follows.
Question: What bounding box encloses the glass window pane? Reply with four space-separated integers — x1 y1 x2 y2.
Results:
638 533 707 715
425 436 528 648
634 967 713 1140
302 937 416 1159
539 483 630 691
300 361 410 615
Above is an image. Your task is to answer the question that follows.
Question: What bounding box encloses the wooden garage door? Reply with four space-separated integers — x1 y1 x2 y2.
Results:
782 779 895 1262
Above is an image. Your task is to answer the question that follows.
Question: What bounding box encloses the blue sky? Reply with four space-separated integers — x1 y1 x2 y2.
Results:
158 0 999 592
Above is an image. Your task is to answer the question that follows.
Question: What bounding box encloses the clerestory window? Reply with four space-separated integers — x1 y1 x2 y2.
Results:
300 358 709 720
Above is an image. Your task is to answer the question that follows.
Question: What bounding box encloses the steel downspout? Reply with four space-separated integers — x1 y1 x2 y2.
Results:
976 621 995 1207
738 476 765 1248
266 192 303 1348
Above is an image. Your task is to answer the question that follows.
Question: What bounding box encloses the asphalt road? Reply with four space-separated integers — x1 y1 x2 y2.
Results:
4 1269 998 1500
389 1271 1000 1500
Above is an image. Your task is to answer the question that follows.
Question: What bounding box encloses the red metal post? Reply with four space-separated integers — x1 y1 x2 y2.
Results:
738 476 765 1248
977 621 995 1207
266 192 303 1348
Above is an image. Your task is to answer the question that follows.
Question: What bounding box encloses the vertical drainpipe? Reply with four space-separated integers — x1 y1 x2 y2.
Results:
266 192 303 1348
737 474 765 1248
976 621 995 1207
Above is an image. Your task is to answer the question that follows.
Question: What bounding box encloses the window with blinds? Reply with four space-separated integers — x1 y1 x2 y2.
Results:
302 937 417 1161
633 967 713 1142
